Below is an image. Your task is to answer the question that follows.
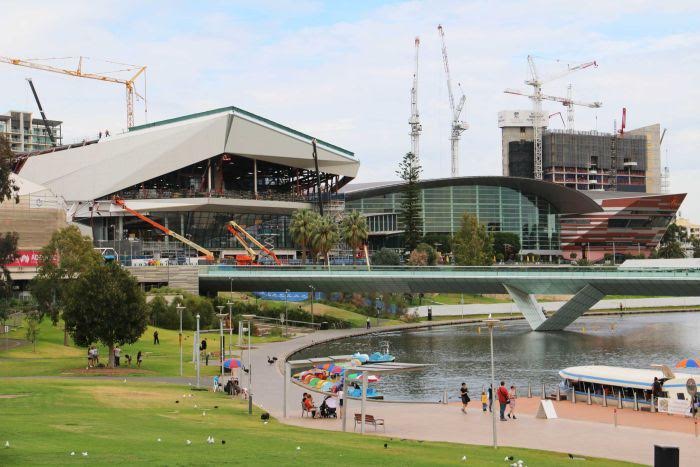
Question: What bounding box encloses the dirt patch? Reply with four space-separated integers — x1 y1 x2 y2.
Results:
0 394 30 399
50 424 93 433
61 367 155 376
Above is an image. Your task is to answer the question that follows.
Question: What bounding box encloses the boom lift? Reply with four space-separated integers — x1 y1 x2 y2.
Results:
26 78 56 146
112 197 214 261
226 221 282 266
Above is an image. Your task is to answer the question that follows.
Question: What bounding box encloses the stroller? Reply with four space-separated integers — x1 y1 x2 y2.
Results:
319 396 337 418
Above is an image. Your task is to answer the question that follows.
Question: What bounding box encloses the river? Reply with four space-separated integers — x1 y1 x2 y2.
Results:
291 312 700 402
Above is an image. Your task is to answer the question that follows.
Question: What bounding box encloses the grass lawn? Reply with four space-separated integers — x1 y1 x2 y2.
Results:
0 378 639 466
0 320 283 378
424 294 510 305
298 302 403 327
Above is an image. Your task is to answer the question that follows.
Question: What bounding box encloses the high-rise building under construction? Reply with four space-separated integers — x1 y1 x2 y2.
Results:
499 110 661 193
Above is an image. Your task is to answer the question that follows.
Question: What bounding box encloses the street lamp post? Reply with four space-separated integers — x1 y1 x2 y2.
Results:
484 315 500 449
242 314 256 415
308 285 315 327
195 313 201 389
226 300 233 358
176 305 185 377
284 289 290 337
216 309 227 377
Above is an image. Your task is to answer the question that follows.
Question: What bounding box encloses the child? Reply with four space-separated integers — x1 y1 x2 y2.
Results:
481 391 488 412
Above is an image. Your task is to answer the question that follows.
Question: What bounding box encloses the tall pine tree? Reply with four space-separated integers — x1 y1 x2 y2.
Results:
396 152 422 252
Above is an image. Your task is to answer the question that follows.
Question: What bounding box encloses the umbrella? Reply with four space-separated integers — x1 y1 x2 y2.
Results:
330 366 344 374
357 374 379 383
318 363 335 372
223 358 242 370
309 377 320 387
676 358 700 368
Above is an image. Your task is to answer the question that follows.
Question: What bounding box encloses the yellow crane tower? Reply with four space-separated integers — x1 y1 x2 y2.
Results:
0 55 147 129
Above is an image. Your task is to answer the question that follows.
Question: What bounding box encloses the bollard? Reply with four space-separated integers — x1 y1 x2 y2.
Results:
602 390 608 407
587 388 592 405
527 382 532 398
633 392 639 411
443 390 448 404
541 383 546 400
650 394 656 413
571 387 576 404
617 391 623 409
613 408 618 427
556 385 561 401
695 420 698 438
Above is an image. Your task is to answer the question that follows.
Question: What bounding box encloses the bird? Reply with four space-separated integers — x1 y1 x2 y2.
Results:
186 440 192 445
207 436 214 444
123 379 127 383
82 452 88 457
221 440 226 445
264 421 268 425
383 443 388 449
202 411 206 416
3 441 9 448
175 400 179 404
194 404 198 408
461 455 467 461
70 452 75 456
157 438 161 442
296 446 301 451
505 456 514 461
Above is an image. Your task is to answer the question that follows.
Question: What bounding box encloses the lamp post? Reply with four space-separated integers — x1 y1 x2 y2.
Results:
176 305 185 377
226 300 233 358
216 308 227 377
195 313 201 389
284 289 290 337
242 314 256 415
484 315 500 449
308 285 315 327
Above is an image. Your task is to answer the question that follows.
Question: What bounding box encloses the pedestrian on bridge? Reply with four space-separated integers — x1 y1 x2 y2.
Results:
366 317 371 329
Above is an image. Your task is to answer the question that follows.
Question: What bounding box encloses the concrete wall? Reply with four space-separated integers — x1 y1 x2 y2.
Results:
126 266 199 295
627 124 661 193
0 196 67 249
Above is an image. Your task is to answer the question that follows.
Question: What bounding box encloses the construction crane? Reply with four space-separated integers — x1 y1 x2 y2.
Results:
437 24 468 177
25 78 56 146
1 55 146 129
409 36 422 162
504 55 599 180
112 197 214 261
226 221 282 266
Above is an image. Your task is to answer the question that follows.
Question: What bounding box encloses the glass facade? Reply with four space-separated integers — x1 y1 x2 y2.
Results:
346 183 560 253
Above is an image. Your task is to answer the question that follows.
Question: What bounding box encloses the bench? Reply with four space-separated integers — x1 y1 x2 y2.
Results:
354 413 385 432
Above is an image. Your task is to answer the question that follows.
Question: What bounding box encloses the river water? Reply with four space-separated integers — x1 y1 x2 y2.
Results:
291 312 700 402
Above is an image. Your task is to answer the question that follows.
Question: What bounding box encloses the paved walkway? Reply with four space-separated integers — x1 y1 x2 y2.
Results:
247 324 700 467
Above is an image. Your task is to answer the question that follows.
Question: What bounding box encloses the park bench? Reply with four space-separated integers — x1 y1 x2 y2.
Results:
353 413 385 432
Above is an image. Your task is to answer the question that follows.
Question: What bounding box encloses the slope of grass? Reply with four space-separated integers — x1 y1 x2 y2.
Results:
0 378 639 467
299 302 403 327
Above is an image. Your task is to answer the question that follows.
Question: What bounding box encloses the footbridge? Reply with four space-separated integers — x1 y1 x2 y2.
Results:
198 265 700 332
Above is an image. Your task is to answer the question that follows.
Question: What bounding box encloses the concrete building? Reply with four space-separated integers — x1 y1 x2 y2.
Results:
676 217 700 239
499 110 661 193
0 110 62 153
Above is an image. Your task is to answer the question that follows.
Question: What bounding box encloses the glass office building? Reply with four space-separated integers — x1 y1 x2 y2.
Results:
344 176 602 257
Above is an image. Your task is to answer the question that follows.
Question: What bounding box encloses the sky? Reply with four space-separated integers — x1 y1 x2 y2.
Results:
2 1 700 218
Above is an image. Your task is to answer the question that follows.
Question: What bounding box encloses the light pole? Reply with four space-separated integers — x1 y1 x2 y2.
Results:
484 315 500 449
226 300 233 358
284 289 290 337
216 309 227 377
195 313 201 389
176 304 185 377
242 314 256 415
308 285 315 327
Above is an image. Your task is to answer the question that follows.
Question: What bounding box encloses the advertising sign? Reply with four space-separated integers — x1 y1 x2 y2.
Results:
6 250 41 268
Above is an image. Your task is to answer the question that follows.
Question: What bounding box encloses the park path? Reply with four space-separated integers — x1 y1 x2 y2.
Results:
247 323 700 467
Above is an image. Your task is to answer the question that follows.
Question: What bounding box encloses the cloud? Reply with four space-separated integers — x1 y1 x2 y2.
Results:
1 1 699 218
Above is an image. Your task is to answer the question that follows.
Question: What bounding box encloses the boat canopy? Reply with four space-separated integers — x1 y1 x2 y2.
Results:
559 366 692 391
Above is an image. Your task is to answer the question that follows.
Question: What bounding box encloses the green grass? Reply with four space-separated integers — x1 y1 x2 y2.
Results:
0 378 639 466
0 319 283 378
299 302 403 327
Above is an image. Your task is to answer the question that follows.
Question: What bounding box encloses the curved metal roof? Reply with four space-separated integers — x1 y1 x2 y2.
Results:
343 176 602 214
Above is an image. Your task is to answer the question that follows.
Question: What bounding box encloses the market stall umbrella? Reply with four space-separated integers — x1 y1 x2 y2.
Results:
676 358 700 368
223 358 243 370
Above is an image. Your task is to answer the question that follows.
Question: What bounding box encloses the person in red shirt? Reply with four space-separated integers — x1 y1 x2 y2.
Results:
497 381 510 421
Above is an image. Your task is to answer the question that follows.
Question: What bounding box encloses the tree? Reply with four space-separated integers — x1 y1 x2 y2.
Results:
311 215 339 265
62 263 148 367
0 136 19 204
452 213 493 266
407 249 428 266
371 248 401 266
493 232 521 261
148 295 169 327
289 209 320 264
396 152 422 251
25 312 41 353
340 210 368 258
657 222 686 259
0 232 19 307
692 238 700 259
414 242 438 266
32 226 103 331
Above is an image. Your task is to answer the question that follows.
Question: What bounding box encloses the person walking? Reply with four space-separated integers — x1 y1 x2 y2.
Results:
497 381 510 421
507 385 517 419
460 383 470 413
481 391 488 412
137 351 143 368
337 388 344 418
114 345 121 368
487 384 493 412
366 317 371 329
153 330 160 345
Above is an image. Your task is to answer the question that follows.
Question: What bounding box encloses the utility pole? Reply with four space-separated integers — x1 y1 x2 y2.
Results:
438 24 468 177
409 37 422 163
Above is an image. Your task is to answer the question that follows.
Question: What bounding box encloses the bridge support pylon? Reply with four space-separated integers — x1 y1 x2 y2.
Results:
504 284 605 331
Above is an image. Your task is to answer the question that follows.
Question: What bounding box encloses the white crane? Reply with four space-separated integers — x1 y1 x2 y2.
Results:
409 36 422 162
438 24 468 177
504 55 600 180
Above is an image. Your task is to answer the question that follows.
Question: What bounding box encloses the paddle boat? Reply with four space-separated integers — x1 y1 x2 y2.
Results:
366 341 395 364
558 364 695 410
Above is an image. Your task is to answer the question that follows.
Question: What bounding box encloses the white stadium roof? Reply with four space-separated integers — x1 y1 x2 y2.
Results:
19 106 359 202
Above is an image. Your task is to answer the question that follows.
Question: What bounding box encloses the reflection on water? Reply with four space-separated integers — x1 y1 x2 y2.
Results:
292 313 700 402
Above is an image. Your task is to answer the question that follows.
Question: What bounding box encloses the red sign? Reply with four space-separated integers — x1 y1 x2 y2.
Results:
6 250 41 267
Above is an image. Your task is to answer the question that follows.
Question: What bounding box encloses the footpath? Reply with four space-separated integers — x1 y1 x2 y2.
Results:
249 323 700 467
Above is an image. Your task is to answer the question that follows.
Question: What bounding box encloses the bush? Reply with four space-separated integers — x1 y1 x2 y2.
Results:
372 248 401 265
415 243 438 265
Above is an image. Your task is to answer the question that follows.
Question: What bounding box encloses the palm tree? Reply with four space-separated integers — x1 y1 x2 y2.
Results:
341 210 368 259
311 216 339 265
289 209 319 264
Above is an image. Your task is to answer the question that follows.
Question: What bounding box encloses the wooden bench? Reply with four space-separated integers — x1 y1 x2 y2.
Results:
354 413 385 432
